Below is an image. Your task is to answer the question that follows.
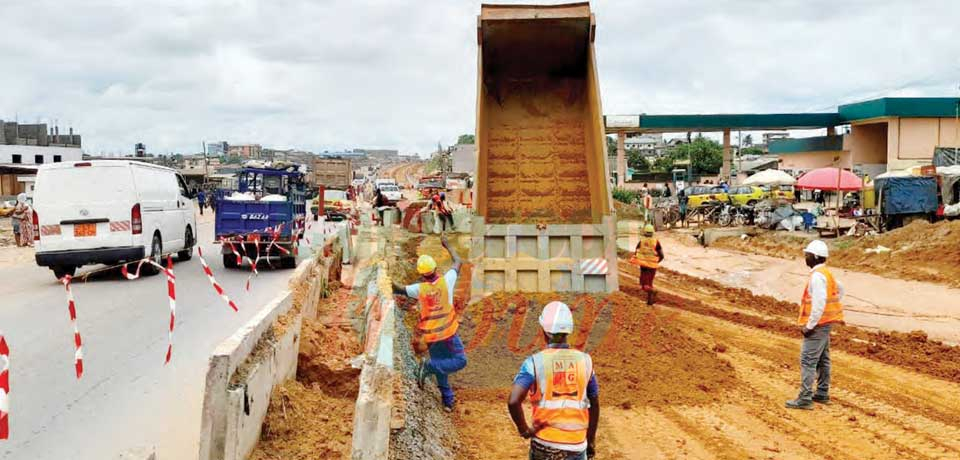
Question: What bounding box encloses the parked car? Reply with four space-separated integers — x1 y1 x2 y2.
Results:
728 186 765 206
379 184 403 203
33 160 197 279
683 185 730 208
762 185 795 201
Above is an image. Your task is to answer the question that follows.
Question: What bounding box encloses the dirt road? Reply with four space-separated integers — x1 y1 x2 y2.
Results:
652 232 960 344
448 252 960 459
381 162 424 188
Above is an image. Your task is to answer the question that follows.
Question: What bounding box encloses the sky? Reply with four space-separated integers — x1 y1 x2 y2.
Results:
1 0 959 157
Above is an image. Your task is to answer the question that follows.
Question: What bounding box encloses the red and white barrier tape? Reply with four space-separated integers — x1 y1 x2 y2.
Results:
60 276 84 379
245 235 260 291
120 256 177 364
197 247 239 312
0 332 9 440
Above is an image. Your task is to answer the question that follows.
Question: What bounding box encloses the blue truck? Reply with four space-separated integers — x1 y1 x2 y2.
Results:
214 166 306 268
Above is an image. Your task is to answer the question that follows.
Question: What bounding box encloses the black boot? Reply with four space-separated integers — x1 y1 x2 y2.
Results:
647 290 655 306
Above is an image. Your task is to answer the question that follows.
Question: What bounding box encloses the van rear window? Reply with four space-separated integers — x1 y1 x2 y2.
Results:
36 167 135 203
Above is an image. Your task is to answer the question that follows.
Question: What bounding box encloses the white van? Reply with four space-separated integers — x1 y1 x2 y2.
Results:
33 160 197 279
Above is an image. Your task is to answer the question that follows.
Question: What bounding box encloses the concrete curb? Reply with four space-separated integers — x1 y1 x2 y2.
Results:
198 231 343 460
350 263 397 460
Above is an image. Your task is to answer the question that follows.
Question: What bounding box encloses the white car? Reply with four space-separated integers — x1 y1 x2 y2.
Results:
33 160 197 279
378 184 403 203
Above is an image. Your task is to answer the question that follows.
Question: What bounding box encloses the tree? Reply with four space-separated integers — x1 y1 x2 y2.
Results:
743 134 753 147
457 134 475 145
679 136 723 174
606 135 617 155
740 146 764 156
627 149 651 171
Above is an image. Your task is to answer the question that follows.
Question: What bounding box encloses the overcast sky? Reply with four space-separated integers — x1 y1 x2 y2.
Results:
1 0 958 156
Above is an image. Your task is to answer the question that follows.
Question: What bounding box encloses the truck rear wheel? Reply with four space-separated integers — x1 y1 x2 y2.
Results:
223 253 239 269
280 255 297 269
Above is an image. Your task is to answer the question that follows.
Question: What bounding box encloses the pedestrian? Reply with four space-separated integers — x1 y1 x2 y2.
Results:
430 191 455 232
196 189 206 216
641 183 649 197
678 188 688 226
12 193 33 247
663 183 672 198
373 188 386 226
793 187 802 203
786 240 845 410
508 301 599 460
632 224 663 305
392 234 466 411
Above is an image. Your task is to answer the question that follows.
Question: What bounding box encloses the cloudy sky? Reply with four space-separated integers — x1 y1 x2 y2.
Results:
1 0 958 156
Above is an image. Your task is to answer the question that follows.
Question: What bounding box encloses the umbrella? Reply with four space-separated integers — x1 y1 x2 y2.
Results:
796 167 862 191
743 169 796 186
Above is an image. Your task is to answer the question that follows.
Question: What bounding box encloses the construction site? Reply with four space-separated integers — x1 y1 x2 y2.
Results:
222 3 960 460
3 2 960 460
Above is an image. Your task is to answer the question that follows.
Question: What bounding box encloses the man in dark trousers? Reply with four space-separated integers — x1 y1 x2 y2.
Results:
633 224 664 305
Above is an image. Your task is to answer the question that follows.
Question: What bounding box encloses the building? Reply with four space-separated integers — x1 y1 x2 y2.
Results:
1 121 82 148
0 144 83 166
451 143 477 175
206 141 228 156
772 98 960 177
624 133 665 157
227 144 262 159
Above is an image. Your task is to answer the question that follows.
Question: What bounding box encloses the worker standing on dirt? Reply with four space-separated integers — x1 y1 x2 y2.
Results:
508 301 600 460
633 224 664 306
786 240 845 410
391 234 466 412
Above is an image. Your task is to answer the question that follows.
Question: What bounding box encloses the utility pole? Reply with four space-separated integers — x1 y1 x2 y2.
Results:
202 141 209 186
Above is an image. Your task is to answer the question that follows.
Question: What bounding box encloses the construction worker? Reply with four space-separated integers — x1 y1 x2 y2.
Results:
633 224 664 305
392 234 466 412
786 240 844 410
508 301 599 460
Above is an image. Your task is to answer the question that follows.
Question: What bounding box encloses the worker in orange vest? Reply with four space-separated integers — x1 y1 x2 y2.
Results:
633 224 664 306
786 240 845 410
392 234 466 411
508 301 600 460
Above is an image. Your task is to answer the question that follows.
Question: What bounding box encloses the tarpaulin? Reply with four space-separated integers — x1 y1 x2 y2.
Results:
876 176 939 215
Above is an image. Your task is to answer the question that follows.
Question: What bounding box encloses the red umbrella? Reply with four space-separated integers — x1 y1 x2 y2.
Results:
795 167 862 191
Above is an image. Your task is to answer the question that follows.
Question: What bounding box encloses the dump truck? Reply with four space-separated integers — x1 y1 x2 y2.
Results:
470 2 618 297
312 158 353 189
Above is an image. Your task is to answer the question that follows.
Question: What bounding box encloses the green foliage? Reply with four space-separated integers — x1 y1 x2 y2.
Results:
653 155 675 172
457 134 475 145
743 134 753 146
740 146 764 156
669 136 723 174
606 135 617 155
612 187 640 204
627 149 650 171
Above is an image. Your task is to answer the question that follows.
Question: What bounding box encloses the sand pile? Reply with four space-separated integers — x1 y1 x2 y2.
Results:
830 219 960 288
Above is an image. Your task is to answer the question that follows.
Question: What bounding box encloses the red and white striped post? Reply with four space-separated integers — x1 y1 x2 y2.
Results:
61 276 84 379
0 332 9 440
164 255 176 364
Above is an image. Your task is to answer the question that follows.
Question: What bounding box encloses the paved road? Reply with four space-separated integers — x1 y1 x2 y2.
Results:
0 220 312 459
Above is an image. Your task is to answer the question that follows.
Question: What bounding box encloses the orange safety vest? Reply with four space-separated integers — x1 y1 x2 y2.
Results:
529 348 592 447
634 237 660 269
798 266 844 326
417 275 459 343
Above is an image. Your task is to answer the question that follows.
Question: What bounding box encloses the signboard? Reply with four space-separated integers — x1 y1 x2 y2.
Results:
605 115 640 129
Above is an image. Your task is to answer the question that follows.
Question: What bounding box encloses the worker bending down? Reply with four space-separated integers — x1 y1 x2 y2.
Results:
786 240 845 410
392 234 467 412
633 224 664 305
508 301 600 459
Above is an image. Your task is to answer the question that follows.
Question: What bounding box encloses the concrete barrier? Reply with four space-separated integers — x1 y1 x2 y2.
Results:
198 232 344 460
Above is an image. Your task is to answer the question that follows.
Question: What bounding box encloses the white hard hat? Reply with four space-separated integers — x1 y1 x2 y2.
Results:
804 240 829 258
539 301 574 334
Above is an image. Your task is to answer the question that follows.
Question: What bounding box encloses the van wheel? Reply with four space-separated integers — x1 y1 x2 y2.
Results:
52 265 76 280
178 227 194 261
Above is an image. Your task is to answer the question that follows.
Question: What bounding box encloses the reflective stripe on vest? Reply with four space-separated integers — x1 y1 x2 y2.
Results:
530 348 592 445
417 276 459 343
798 266 844 326
635 237 659 269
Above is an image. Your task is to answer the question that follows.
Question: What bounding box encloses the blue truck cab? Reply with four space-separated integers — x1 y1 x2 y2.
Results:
214 165 306 268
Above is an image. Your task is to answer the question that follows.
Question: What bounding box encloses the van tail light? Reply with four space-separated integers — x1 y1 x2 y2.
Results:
33 210 40 241
131 203 143 234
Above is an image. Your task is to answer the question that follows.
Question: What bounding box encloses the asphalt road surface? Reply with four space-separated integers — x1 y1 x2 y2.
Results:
0 220 313 459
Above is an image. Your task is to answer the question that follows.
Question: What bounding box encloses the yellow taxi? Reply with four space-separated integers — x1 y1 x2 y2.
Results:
728 185 766 206
683 185 730 208
762 185 795 202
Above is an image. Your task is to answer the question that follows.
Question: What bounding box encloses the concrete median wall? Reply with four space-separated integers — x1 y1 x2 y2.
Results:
198 231 344 460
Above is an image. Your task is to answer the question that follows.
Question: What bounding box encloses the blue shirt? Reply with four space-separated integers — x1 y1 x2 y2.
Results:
513 344 599 398
197 191 206 203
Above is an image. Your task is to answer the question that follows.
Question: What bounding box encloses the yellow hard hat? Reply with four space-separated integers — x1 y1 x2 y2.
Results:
416 254 437 275
643 224 655 235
